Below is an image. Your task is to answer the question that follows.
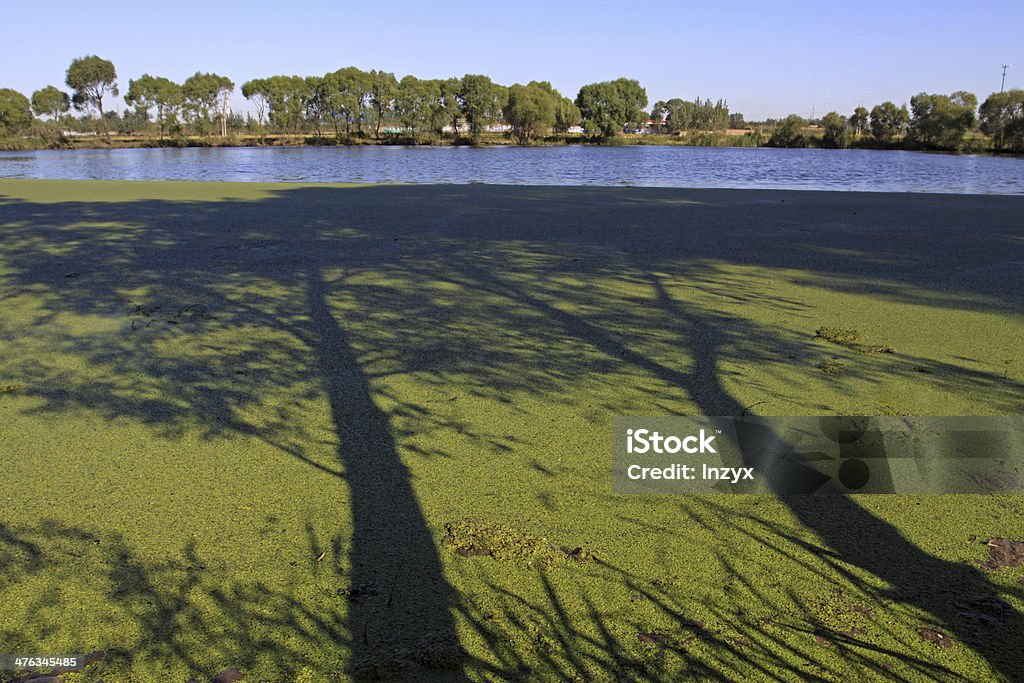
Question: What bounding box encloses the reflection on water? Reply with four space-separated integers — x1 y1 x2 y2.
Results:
0 145 1021 194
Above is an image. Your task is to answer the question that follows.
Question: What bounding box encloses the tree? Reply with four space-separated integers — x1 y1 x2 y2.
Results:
304 76 325 136
908 91 977 149
182 72 234 136
65 56 117 119
979 89 1024 152
320 67 370 139
118 108 150 135
728 112 746 129
439 78 463 137
253 75 311 133
459 74 506 142
869 101 909 143
124 75 182 142
368 70 398 139
650 101 667 127
575 78 647 139
849 106 869 139
768 114 807 147
660 97 729 133
31 86 70 125
0 88 32 137
820 111 849 148
395 75 443 141
503 82 558 143
554 96 581 134
241 78 271 128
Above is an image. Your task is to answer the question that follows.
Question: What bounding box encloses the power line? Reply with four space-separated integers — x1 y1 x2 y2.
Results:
1001 64 1010 92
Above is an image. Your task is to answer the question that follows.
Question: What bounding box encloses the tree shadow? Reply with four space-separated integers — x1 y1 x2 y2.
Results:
0 183 1022 678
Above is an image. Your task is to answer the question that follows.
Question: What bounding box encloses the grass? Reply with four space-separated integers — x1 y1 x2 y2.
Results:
0 180 1022 681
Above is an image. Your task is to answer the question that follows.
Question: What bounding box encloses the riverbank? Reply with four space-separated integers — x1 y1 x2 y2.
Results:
2 131 755 151
1 180 1022 681
3 129 1016 154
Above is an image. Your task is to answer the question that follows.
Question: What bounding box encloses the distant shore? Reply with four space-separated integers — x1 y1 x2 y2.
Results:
5 129 1019 155
3 130 754 151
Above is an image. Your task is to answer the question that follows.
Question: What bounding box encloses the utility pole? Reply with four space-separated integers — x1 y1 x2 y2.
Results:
1001 64 1010 92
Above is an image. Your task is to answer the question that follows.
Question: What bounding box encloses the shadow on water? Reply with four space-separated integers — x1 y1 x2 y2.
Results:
0 184 1022 679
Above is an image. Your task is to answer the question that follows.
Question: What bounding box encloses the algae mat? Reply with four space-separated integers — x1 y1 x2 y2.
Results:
1 180 1022 681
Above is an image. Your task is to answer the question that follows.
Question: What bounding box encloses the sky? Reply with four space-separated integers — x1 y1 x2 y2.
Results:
2 0 1021 121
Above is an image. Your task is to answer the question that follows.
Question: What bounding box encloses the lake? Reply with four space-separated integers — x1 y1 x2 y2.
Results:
0 145 1022 194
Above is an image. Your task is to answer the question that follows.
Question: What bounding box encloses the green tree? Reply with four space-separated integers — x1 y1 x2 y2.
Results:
662 99 692 133
820 111 849 148
304 76 325 136
253 75 311 133
728 112 746 129
768 114 807 147
849 106 869 139
0 88 32 137
439 78 463 137
459 74 506 142
659 97 729 134
241 78 271 128
554 96 581 134
182 72 234 136
320 67 370 139
908 91 978 149
503 82 558 143
124 75 182 142
118 108 150 135
395 75 444 141
30 86 70 125
65 55 118 127
368 70 398 139
650 101 666 127
869 101 909 143
979 89 1024 152
575 78 647 139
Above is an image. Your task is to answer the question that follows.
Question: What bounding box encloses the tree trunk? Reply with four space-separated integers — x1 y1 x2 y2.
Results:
98 97 108 137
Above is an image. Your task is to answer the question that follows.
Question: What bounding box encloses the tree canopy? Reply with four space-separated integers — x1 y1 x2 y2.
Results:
869 102 909 143
31 86 70 123
319 67 371 137
503 82 561 143
908 91 978 149
182 72 234 136
0 88 32 136
125 75 182 141
820 111 849 148
575 78 647 138
65 55 118 117
394 75 444 140
368 70 398 139
768 114 807 148
653 98 729 133
979 89 1024 152
458 74 506 142
9 58 1014 152
849 107 869 138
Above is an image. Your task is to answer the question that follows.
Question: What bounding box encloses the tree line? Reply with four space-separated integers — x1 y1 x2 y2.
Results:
767 91 1024 152
1 55 1022 152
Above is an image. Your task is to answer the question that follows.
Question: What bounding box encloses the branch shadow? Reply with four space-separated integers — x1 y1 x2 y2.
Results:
1 183 1022 679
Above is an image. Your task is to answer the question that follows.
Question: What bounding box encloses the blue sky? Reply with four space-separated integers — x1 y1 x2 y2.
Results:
2 0 1021 120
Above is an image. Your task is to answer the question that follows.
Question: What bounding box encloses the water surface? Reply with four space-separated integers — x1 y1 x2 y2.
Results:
0 145 1021 194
